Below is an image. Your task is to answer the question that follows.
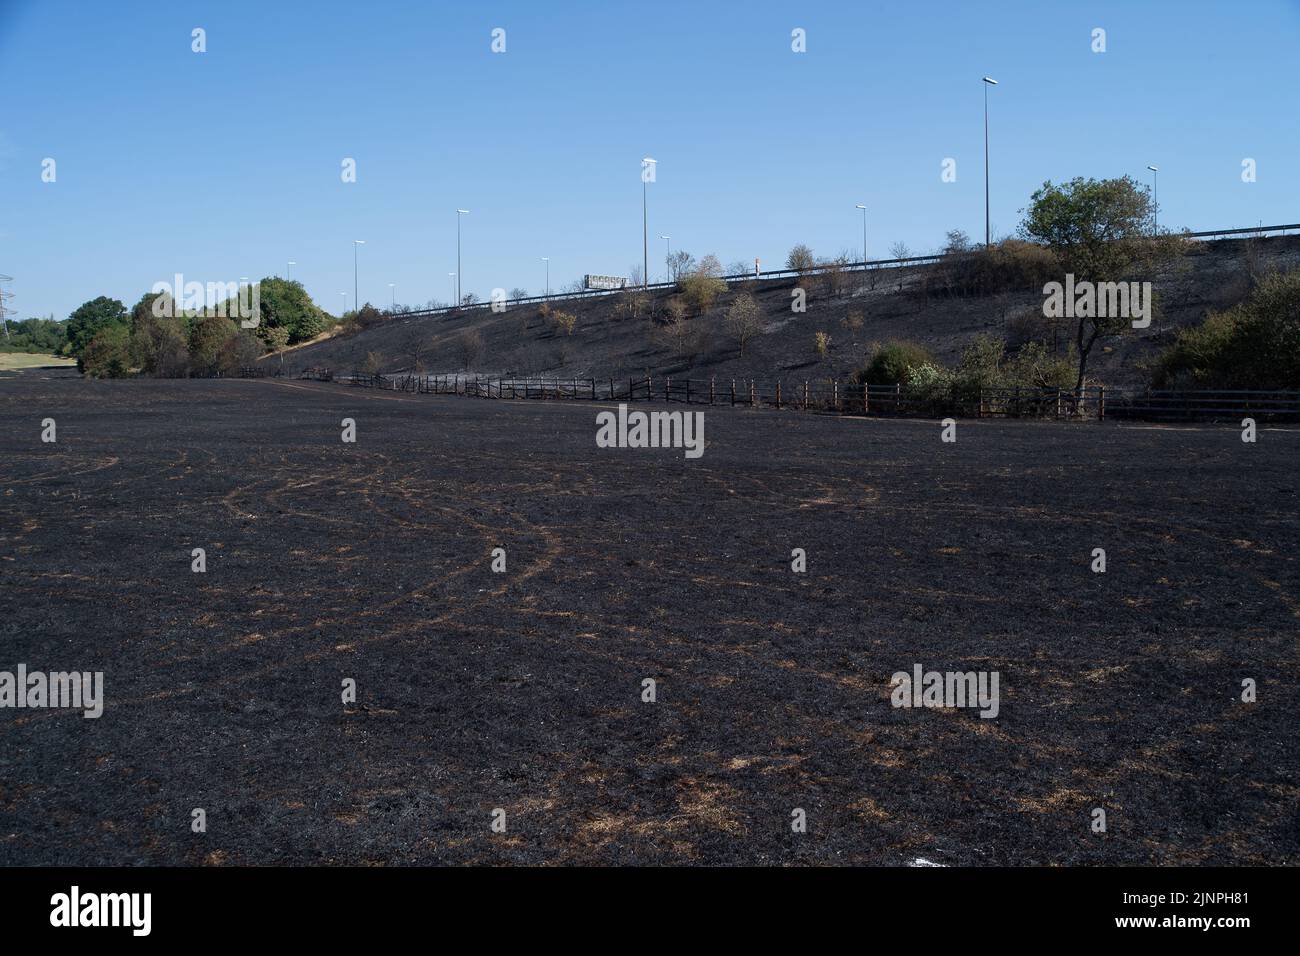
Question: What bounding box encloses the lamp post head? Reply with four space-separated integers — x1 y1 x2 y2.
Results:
982 76 998 85
354 239 365 245
1147 165 1159 172
457 209 469 215
855 203 866 210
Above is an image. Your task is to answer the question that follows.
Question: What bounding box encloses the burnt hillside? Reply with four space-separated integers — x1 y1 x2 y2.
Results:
269 234 1300 388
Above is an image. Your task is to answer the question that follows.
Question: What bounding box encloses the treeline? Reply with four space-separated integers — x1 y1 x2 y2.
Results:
0 317 66 353
63 278 334 378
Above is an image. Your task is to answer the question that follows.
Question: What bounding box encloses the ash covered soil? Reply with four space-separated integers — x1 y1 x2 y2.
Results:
0 374 1296 865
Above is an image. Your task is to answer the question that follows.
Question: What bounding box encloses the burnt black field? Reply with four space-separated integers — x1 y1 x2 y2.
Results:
1 372 1296 866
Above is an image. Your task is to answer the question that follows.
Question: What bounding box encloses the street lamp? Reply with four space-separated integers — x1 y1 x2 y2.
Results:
456 210 468 304
641 157 656 288
388 283 396 310
982 76 998 247
1147 165 1159 234
339 291 348 315
659 235 671 282
287 260 296 281
854 204 867 265
448 273 456 308
353 240 365 312
541 257 549 299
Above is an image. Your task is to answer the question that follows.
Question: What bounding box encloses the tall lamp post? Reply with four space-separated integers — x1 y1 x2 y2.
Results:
388 283 396 310
287 260 296 281
659 235 672 282
352 240 365 312
448 273 456 308
456 210 468 304
641 157 656 288
855 204 867 265
982 76 998 247
541 257 549 299
339 291 348 315
1147 165 1159 234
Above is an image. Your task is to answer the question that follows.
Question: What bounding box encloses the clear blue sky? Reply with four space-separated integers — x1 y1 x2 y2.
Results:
1 0 1297 320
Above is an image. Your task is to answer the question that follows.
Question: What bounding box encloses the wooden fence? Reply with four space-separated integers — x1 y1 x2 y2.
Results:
260 368 1300 422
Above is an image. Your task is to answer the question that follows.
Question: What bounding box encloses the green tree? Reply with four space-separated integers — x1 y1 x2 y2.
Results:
65 296 128 368
81 324 132 378
188 315 239 375
1020 176 1173 392
130 315 190 377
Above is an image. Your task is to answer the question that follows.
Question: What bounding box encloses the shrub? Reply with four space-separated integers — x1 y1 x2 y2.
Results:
678 271 726 315
786 244 815 274
1004 341 1079 390
814 330 832 359
81 324 132 378
724 293 763 355
129 316 189 377
188 315 240 375
455 329 484 368
551 310 577 335
856 340 935 386
1153 269 1300 389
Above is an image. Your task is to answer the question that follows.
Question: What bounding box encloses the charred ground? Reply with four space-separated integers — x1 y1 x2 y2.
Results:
1 373 1296 864
273 234 1300 388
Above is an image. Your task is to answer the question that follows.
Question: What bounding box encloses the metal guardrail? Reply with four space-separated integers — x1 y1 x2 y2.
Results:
381 222 1299 322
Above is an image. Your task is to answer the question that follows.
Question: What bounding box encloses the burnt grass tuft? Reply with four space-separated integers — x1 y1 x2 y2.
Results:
1 374 1296 865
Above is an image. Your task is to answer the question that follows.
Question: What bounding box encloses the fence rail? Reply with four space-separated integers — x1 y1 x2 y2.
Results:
261 368 1300 422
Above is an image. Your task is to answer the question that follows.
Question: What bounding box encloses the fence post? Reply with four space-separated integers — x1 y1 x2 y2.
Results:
647 376 652 402
710 378 715 405
895 383 901 413
750 381 756 406
730 379 736 406
803 382 809 410
863 383 869 414
776 381 782 409
1098 385 1105 421
686 379 691 404
833 381 839 412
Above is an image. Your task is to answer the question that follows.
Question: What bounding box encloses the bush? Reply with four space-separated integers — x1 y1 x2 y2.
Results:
81 324 132 378
678 272 726 315
787 244 815 274
856 340 935 386
130 316 190 377
935 239 1060 297
188 315 240 375
1153 269 1300 389
551 310 577 335
814 330 832 359
724 293 762 355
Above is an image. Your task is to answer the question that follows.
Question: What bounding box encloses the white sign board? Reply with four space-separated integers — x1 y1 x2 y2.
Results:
584 274 629 290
